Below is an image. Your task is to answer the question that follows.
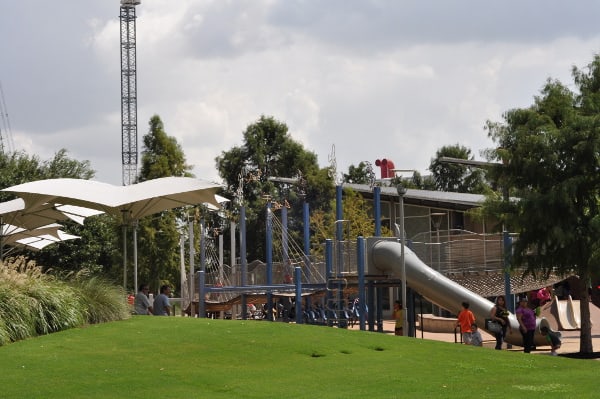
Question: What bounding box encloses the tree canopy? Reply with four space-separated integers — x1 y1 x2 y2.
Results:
0 149 94 202
485 55 600 353
136 115 195 292
215 115 334 262
428 144 489 194
343 161 375 185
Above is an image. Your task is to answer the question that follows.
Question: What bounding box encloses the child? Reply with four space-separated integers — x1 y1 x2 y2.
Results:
540 326 562 356
471 324 483 347
456 301 476 345
393 300 404 336
471 323 483 346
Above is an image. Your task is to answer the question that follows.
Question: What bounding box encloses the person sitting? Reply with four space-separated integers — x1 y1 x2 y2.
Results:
134 284 153 315
540 326 562 356
152 285 172 316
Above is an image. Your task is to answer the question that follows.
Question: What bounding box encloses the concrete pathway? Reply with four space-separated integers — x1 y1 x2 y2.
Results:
350 306 600 357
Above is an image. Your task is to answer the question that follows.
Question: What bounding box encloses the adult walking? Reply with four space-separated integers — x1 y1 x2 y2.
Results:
516 296 536 353
153 285 172 316
490 295 511 350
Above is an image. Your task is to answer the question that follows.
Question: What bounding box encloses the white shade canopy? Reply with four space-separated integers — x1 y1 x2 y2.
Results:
0 198 70 230
1 223 63 244
0 198 103 231
2 177 223 221
14 230 80 251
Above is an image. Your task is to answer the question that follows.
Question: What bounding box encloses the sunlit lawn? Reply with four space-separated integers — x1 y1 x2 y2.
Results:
0 316 597 398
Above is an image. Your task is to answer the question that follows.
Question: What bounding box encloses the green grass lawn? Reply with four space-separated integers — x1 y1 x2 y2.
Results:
0 316 597 398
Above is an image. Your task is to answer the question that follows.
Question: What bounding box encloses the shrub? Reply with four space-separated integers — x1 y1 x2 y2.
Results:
0 257 130 345
69 270 131 324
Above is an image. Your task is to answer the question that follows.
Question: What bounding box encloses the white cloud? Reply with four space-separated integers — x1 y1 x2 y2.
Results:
2 1 600 187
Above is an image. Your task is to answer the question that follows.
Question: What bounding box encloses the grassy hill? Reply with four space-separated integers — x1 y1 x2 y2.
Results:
0 317 597 398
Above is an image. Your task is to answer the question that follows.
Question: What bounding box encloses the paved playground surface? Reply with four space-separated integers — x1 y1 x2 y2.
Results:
351 303 600 357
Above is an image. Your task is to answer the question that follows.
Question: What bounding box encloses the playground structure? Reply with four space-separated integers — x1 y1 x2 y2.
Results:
185 184 569 348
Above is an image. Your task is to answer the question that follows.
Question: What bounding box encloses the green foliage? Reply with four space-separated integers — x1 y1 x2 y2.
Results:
216 115 334 261
0 149 94 202
139 115 193 181
0 257 129 345
69 271 131 324
136 115 195 293
0 317 597 398
311 188 391 254
429 144 490 193
485 55 600 353
28 214 122 279
343 161 374 184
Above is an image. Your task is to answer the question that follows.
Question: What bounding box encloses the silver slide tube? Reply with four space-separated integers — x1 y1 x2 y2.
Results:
371 240 552 346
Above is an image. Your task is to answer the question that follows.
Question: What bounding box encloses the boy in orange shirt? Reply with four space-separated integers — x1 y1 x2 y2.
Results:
456 301 476 344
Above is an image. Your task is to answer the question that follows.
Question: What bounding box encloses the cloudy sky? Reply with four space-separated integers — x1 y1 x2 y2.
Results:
1 1 600 186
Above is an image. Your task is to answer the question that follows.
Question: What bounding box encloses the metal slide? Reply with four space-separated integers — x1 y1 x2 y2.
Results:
370 239 553 346
553 296 580 330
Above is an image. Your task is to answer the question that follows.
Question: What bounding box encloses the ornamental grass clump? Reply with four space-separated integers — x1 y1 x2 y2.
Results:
0 258 46 343
69 270 130 324
0 257 130 345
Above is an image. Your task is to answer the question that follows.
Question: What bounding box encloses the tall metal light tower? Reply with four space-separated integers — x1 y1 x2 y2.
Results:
120 0 140 186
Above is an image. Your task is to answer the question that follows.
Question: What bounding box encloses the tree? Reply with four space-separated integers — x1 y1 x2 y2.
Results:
389 171 437 190
139 115 193 181
215 115 334 262
0 149 94 202
343 162 375 185
31 215 121 278
485 56 600 353
136 115 195 292
429 144 489 194
310 188 392 255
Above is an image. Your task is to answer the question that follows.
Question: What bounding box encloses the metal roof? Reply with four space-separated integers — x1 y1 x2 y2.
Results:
342 183 486 211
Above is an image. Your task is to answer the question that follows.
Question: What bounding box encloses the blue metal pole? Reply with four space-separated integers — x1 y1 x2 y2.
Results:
282 206 289 278
374 186 381 236
303 201 312 311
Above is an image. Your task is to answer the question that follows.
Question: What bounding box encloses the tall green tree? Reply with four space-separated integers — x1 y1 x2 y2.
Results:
136 115 194 292
215 115 333 262
485 56 600 353
139 115 193 181
343 162 375 185
429 144 489 193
